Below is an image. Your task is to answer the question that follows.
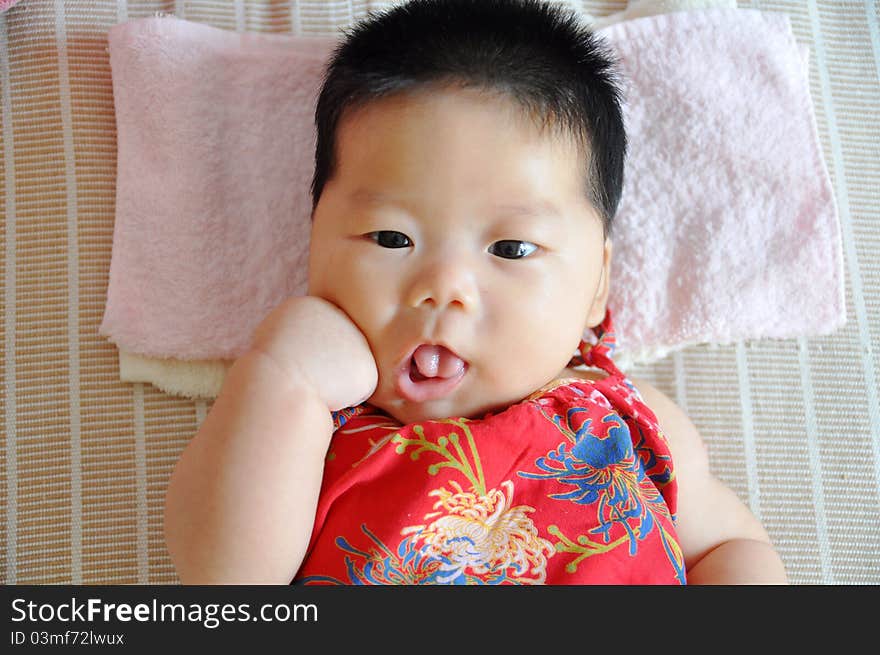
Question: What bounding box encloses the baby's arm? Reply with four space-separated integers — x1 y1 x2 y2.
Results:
630 378 788 584
163 296 378 584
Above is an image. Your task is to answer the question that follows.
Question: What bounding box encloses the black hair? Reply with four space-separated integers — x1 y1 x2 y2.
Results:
310 0 627 238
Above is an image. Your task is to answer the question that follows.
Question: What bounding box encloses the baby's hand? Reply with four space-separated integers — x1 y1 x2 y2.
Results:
249 296 378 412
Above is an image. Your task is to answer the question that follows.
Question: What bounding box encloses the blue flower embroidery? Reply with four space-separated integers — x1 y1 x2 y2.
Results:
519 413 659 555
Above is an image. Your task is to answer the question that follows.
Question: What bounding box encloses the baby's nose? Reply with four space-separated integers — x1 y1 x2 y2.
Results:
405 255 478 312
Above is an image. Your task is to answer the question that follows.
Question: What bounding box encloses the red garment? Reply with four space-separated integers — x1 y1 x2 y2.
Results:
294 308 685 584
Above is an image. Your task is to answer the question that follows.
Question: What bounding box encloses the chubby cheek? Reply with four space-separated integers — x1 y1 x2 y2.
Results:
309 241 398 355
519 332 566 389
307 233 340 300
497 271 587 380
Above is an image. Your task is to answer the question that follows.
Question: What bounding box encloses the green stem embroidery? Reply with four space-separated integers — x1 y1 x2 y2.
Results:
547 525 631 574
446 418 485 494
392 418 485 494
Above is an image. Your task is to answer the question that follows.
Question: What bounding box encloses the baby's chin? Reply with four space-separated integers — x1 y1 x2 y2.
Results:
364 365 577 425
366 392 511 425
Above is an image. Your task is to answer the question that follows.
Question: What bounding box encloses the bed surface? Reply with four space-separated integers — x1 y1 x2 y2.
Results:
1 0 878 584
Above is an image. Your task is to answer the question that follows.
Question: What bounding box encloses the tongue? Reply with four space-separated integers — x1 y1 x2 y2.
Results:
412 345 465 379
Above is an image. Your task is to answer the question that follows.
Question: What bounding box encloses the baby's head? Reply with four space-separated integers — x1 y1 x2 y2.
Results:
307 0 627 424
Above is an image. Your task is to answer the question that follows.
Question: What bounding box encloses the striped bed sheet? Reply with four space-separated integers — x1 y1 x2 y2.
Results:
0 0 877 584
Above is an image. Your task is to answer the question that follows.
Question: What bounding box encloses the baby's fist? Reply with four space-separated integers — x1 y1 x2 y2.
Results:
249 296 378 412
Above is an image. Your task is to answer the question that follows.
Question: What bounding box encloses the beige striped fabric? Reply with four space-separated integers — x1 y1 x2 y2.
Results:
1 0 877 585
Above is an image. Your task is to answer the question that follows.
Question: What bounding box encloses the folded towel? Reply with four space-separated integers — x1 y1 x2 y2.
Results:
604 8 843 362
100 18 333 366
99 4 844 399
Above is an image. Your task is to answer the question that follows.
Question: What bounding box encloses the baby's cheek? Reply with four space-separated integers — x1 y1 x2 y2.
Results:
311 242 369 299
308 238 347 296
510 286 585 370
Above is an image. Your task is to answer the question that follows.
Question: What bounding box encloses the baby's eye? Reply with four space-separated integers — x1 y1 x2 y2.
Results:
488 240 538 259
366 230 412 249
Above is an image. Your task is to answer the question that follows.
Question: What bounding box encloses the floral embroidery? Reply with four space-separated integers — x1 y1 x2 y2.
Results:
401 480 555 584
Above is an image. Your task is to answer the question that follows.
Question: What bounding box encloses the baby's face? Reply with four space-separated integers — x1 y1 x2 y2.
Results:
309 86 611 424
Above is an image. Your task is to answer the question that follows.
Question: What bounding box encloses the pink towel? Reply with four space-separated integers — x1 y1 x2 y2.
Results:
101 19 334 359
98 8 844 367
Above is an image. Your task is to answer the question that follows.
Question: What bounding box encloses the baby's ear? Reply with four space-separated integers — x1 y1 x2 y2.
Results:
585 238 613 329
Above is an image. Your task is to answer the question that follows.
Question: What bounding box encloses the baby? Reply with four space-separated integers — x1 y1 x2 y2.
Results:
164 0 787 584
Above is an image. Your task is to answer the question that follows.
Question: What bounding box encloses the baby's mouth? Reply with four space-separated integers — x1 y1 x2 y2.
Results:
395 344 469 402
409 344 466 381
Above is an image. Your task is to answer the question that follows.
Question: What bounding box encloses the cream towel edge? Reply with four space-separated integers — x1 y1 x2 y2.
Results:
118 349 233 400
